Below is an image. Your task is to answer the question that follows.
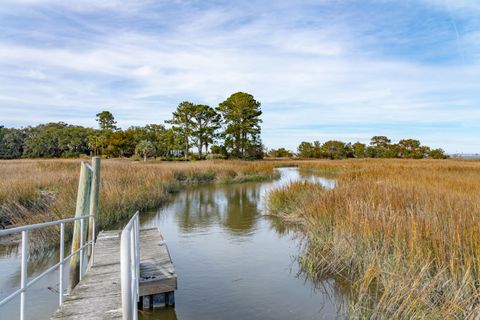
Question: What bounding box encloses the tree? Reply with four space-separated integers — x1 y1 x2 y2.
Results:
217 92 262 158
23 122 67 158
397 139 429 159
166 101 195 160
268 148 293 158
429 148 448 159
164 128 184 158
122 126 149 157
144 124 168 157
191 105 221 157
344 142 355 158
321 140 347 159
96 111 118 130
370 136 392 158
210 144 229 158
297 141 314 158
21 123 91 158
104 131 130 158
135 140 156 162
101 126 151 158
245 143 264 159
88 131 109 156
0 127 25 159
352 142 367 158
312 141 323 158
57 125 92 157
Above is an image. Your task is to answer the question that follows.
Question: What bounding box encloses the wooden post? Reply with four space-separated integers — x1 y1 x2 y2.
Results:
88 157 101 258
69 161 92 292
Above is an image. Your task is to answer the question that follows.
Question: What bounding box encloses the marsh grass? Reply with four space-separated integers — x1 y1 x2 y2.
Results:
267 159 480 319
0 159 278 246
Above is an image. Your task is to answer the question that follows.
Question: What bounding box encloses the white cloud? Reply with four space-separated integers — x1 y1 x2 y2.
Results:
1 0 155 13
421 0 480 12
0 0 479 152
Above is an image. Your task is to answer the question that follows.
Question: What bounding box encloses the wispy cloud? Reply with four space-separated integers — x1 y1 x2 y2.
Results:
0 0 479 152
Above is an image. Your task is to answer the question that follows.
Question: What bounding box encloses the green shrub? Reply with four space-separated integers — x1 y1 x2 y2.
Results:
206 153 227 160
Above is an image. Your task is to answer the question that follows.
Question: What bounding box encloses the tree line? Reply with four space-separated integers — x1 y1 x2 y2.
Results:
290 136 448 159
0 92 264 160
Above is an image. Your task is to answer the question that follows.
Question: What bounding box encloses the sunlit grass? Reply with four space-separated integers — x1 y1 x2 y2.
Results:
267 159 480 318
0 159 278 234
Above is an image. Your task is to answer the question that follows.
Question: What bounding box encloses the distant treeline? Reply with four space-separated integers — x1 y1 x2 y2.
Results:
266 136 448 159
0 92 263 160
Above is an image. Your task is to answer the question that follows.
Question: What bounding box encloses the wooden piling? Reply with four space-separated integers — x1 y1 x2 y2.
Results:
69 161 92 293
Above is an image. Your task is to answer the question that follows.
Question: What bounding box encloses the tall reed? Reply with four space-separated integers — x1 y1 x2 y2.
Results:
0 159 278 234
268 159 480 318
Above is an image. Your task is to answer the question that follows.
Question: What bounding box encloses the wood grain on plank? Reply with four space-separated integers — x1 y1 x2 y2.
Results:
51 228 177 319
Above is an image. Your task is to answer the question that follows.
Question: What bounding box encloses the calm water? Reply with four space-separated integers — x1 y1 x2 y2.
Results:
138 168 343 319
0 242 68 319
0 167 346 320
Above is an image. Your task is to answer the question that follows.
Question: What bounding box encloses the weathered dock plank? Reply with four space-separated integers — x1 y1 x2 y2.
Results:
52 230 122 320
51 228 176 319
139 227 177 296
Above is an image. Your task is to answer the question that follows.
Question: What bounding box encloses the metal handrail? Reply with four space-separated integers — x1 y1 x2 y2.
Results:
0 215 94 236
120 211 140 320
0 214 96 319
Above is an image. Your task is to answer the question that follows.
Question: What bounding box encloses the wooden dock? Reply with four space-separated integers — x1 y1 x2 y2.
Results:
51 227 177 319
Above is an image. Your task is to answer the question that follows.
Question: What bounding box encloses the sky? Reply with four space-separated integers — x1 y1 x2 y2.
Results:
0 0 479 153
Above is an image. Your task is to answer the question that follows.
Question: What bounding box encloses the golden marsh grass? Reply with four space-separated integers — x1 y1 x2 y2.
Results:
0 159 278 234
268 159 480 318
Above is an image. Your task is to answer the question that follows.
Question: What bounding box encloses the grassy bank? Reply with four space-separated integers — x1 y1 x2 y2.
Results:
0 159 278 240
267 159 480 318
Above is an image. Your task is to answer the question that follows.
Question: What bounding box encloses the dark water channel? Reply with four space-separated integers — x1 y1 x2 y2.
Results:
0 168 347 320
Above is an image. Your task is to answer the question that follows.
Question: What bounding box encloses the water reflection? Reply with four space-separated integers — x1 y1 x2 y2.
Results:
0 167 345 320
298 169 337 189
0 243 67 320
141 167 346 320
162 183 264 236
220 186 261 234
0 242 19 257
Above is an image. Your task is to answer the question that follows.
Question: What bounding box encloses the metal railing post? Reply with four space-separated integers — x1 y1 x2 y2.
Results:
59 223 65 305
20 230 28 320
134 216 140 301
130 230 137 320
120 212 140 320
121 227 132 320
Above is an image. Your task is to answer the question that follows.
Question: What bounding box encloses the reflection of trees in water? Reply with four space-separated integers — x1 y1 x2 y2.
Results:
175 183 263 235
220 184 261 234
176 187 221 230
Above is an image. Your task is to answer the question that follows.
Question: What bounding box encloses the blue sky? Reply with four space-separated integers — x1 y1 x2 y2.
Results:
0 0 479 153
